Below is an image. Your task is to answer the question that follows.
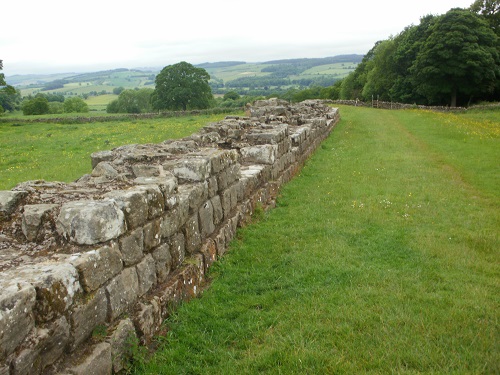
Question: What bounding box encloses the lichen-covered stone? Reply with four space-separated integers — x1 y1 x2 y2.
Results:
108 318 136 373
104 189 148 229
106 267 139 321
21 203 58 242
69 288 108 350
134 185 164 219
198 200 215 238
11 316 70 374
134 299 162 345
136 255 157 297
13 262 81 323
67 342 112 375
0 190 27 220
70 243 123 292
165 157 211 182
91 162 119 178
143 219 161 251
184 214 201 255
169 233 185 270
151 244 172 283
0 279 36 360
90 150 114 169
118 228 144 266
56 199 126 245
240 144 278 165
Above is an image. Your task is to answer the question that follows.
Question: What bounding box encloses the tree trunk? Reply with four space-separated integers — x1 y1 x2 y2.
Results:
451 87 457 107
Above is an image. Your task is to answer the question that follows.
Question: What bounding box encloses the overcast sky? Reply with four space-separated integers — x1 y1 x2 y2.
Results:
2 0 473 76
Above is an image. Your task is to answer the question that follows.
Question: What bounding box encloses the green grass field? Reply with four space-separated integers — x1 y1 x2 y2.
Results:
131 106 499 374
0 106 498 373
0 113 234 189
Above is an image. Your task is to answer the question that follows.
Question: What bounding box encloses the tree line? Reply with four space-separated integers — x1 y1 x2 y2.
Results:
338 3 499 106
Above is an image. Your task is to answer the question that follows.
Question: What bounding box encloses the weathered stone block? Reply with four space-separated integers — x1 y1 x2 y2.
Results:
70 288 108 350
143 218 161 251
216 163 240 191
135 185 164 219
14 262 81 323
165 157 211 182
0 190 27 220
11 316 70 375
56 199 126 245
0 280 36 360
157 277 183 318
104 189 148 229
106 267 139 321
240 144 278 165
21 204 58 241
210 195 223 226
200 239 217 271
109 318 136 374
184 214 201 254
68 342 112 375
71 243 123 293
91 162 119 179
118 228 144 266
161 207 183 239
90 150 114 169
151 244 172 283
136 254 157 297
206 149 239 174
134 298 161 344
169 233 185 270
198 200 215 237
221 184 238 219
178 182 208 213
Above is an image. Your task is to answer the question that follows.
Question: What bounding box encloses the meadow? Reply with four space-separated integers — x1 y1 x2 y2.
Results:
131 106 499 374
0 106 498 373
0 113 233 189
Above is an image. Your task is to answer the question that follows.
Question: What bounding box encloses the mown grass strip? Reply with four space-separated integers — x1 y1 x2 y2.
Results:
134 106 499 374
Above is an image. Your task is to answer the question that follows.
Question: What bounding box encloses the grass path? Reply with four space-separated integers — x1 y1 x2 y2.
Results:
136 106 499 374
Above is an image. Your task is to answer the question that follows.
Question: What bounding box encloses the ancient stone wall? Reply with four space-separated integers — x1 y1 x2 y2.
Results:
0 99 339 374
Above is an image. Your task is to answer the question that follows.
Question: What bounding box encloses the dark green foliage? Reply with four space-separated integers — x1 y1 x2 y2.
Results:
470 0 500 36
113 86 125 95
223 91 240 100
0 60 21 113
63 97 89 113
339 8 500 106
412 8 499 106
152 62 213 111
22 96 50 115
106 88 154 113
41 79 68 91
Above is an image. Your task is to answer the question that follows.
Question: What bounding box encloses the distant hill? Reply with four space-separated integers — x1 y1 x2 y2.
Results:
7 55 363 97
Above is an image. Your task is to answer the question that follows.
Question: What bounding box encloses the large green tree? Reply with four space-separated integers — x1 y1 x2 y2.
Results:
411 8 499 106
63 97 89 113
470 0 500 36
107 88 154 113
152 62 213 111
0 60 20 113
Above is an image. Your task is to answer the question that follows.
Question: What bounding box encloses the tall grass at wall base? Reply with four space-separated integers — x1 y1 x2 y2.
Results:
133 106 499 374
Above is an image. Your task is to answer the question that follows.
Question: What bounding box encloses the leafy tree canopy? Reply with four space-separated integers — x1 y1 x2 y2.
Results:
22 96 50 115
64 97 89 113
412 8 499 106
152 62 213 111
107 88 154 113
339 6 499 106
0 60 21 113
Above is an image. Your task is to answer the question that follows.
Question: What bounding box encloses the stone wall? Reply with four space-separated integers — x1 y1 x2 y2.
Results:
0 99 339 374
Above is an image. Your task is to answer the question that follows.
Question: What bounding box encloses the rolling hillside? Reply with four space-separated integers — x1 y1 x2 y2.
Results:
8 55 362 97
